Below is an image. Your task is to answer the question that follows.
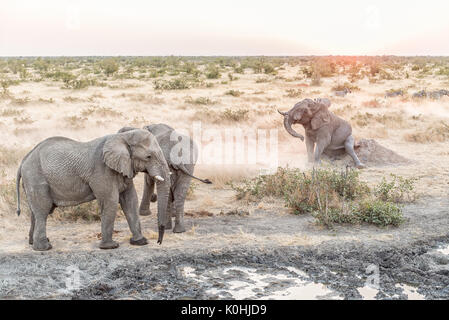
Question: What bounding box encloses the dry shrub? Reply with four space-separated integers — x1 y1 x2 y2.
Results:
130 116 149 127
362 99 383 108
333 104 356 117
284 89 303 98
37 97 55 104
225 90 244 97
191 107 249 123
184 96 217 105
63 96 83 103
9 97 30 106
128 93 164 104
13 116 34 125
0 178 28 216
196 165 258 189
1 108 23 117
351 111 406 128
64 115 87 129
81 106 122 118
404 121 449 143
53 202 101 222
0 145 28 167
186 181 198 200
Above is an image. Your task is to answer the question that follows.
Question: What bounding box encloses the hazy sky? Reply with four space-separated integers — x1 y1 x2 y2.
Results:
1 0 448 56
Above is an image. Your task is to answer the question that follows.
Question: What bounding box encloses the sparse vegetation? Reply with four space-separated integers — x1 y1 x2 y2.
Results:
0 55 446 230
185 96 217 105
285 88 303 98
232 167 412 227
225 89 243 97
404 121 449 143
64 115 87 129
153 77 194 90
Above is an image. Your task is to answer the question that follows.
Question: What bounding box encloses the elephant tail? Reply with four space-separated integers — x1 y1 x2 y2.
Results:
176 164 212 184
16 164 22 216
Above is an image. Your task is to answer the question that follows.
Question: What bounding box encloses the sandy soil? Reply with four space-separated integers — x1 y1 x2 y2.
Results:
1 60 449 299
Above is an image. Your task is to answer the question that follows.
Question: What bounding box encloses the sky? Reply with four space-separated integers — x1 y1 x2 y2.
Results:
1 0 448 56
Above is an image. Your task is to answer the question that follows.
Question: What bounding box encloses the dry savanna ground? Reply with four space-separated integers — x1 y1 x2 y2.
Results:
1 56 449 253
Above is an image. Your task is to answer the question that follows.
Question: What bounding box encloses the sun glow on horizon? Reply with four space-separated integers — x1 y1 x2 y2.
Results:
1 0 449 56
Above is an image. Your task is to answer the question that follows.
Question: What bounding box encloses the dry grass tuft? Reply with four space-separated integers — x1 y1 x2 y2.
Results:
404 121 449 143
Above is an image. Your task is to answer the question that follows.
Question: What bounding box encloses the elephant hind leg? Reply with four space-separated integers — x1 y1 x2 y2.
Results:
173 176 192 233
28 211 35 245
344 135 365 169
25 182 53 251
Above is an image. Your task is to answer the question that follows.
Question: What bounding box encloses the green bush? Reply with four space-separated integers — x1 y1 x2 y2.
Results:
232 167 414 228
374 174 418 203
100 58 119 76
153 78 191 90
356 200 404 226
205 65 221 79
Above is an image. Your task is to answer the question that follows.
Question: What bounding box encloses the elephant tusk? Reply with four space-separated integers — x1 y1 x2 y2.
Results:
155 175 165 182
169 172 173 175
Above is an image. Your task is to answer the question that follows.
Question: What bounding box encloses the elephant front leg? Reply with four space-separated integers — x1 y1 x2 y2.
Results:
344 135 365 169
98 194 120 249
139 174 154 216
120 184 148 246
305 135 315 163
314 135 331 165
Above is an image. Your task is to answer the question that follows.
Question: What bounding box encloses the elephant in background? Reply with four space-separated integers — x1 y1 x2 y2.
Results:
278 98 365 168
16 129 171 251
119 124 211 233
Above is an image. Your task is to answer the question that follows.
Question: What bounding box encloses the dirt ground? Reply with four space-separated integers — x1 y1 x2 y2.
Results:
1 58 449 299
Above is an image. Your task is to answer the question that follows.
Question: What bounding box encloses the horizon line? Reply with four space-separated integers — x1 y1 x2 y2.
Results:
1 54 449 58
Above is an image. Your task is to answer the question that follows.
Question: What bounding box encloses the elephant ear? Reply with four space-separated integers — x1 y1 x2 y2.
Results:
103 135 134 178
310 101 331 130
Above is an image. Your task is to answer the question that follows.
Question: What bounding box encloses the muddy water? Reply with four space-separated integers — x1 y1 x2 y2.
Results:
182 266 341 300
436 244 449 255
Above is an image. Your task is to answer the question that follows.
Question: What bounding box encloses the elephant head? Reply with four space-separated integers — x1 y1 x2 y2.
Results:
278 98 331 139
103 129 171 244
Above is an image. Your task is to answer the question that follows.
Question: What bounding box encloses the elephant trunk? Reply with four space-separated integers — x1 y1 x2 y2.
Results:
150 148 171 245
282 113 304 141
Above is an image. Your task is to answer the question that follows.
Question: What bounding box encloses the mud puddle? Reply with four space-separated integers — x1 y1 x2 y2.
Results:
181 265 341 300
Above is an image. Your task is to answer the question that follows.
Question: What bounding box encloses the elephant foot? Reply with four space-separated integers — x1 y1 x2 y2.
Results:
32 239 52 251
165 218 173 230
139 209 152 216
150 194 157 202
99 240 119 250
29 237 49 245
356 163 366 169
130 237 148 246
173 223 186 233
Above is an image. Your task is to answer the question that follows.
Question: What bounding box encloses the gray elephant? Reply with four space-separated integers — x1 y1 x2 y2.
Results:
278 98 365 168
119 124 211 233
16 129 171 251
